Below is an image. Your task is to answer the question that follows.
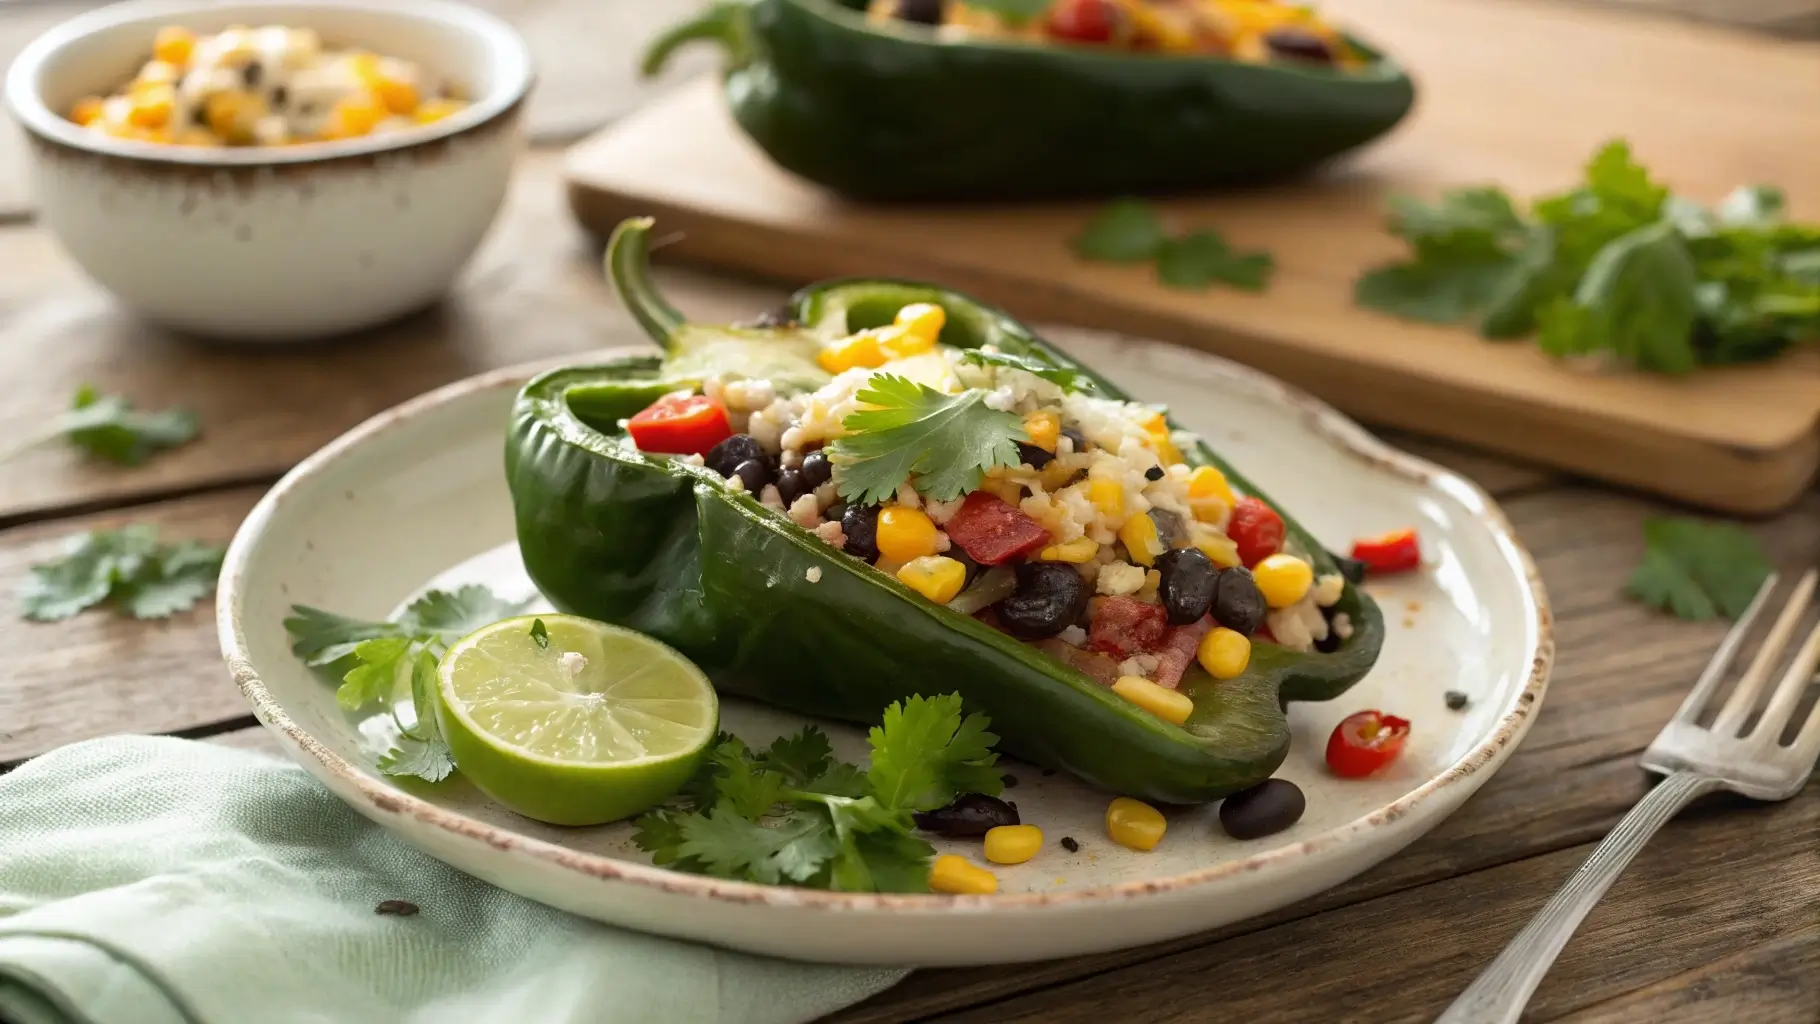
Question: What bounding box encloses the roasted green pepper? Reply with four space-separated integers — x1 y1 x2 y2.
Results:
641 0 1415 200
505 218 1384 804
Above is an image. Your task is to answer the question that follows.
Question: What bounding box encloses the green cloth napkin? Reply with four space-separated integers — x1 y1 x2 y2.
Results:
0 736 908 1024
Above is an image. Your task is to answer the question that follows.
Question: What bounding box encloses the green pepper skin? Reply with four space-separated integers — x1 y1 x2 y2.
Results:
505 218 1384 804
642 0 1416 201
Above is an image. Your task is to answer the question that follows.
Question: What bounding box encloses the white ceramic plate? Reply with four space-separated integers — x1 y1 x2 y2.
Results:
218 327 1552 966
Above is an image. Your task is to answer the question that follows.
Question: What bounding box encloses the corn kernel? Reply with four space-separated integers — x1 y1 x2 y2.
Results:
897 555 967 605
1023 410 1061 452
326 91 386 139
69 96 105 126
1039 537 1099 563
152 26 195 65
894 302 946 346
1106 797 1166 852
204 91 267 142
1190 523 1242 568
173 128 219 146
412 98 466 125
1039 460 1076 491
983 824 1044 865
347 51 383 85
373 76 420 116
877 506 940 562
877 323 933 360
1197 627 1252 680
125 83 175 129
1088 479 1124 518
929 854 998 894
817 331 887 374
1188 465 1237 506
981 477 1024 506
1189 496 1230 524
1112 675 1194 725
1118 513 1166 567
1254 553 1314 609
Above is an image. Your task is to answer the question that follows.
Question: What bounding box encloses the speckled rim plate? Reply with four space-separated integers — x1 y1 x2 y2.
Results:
218 327 1553 966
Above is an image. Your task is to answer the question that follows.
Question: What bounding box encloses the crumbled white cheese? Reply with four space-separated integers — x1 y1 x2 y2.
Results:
759 484 785 511
814 521 847 548
788 494 821 528
805 567 823 583
557 651 587 678
1058 625 1088 647
1333 612 1354 640
983 386 1018 412
1096 561 1147 596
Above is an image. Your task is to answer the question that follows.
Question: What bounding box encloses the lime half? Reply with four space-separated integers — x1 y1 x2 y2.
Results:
436 614 718 826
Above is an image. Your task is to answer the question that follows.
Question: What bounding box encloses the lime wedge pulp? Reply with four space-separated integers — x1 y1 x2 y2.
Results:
436 614 718 826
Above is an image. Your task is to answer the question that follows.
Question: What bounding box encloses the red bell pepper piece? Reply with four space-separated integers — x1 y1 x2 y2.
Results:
626 392 731 455
1150 615 1215 689
1088 596 1167 659
944 492 1052 566
1350 528 1422 574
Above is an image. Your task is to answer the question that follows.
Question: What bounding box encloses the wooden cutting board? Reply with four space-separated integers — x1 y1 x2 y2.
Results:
563 0 1820 515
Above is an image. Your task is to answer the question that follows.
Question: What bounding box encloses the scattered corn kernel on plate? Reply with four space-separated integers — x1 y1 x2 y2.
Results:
218 325 1551 966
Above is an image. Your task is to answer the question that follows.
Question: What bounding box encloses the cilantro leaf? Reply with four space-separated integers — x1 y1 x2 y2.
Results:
631 810 699 870
866 694 1003 813
958 348 1097 393
1717 185 1784 227
1355 186 1541 328
1156 231 1275 292
337 636 418 711
799 760 870 799
1071 198 1168 263
18 526 220 622
830 376 1025 505
529 617 549 649
759 727 835 785
283 606 406 670
377 647 454 782
676 808 839 886
1535 220 1699 373
61 386 200 467
1533 141 1668 281
397 584 529 639
1626 518 1772 621
713 756 788 821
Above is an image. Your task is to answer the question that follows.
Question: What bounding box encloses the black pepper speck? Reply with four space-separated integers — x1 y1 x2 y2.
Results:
375 899 419 916
1445 690 1469 710
1060 837 1079 853
1145 466 1164 481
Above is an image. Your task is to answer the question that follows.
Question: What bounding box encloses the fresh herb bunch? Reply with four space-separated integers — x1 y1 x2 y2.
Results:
1 386 199 467
1356 141 1820 373
829 374 1026 506
1627 518 1773 621
19 525 223 621
633 693 1003 893
1073 199 1276 294
284 585 529 781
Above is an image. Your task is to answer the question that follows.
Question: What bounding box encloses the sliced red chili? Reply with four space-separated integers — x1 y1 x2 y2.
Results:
944 492 1052 565
1227 497 1285 568
1350 528 1422 574
1088 595 1168 659
626 392 732 455
1325 710 1411 778
1046 0 1119 43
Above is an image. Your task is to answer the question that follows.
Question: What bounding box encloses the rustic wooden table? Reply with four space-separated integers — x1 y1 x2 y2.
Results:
0 2 1816 1023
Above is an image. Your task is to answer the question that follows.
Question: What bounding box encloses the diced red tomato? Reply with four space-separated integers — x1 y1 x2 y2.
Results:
626 392 731 455
1228 497 1285 567
1325 710 1411 778
1151 615 1215 688
1088 596 1167 659
945 492 1052 565
1036 638 1122 687
1351 528 1422 575
1046 0 1118 42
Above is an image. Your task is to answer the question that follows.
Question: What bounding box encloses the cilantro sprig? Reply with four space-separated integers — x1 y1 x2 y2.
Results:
18 525 223 621
2 386 199 467
828 375 1025 506
958 348 1096 393
1627 518 1773 621
632 693 1002 893
1073 199 1276 294
1356 140 1820 373
284 585 529 781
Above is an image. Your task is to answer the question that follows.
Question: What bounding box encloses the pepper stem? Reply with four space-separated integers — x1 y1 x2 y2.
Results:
640 0 752 79
604 217 687 345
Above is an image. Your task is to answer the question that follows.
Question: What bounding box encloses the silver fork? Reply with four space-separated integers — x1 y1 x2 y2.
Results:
1437 568 1820 1024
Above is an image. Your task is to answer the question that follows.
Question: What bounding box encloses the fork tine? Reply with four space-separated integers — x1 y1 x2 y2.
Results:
1672 572 1779 725
1714 569 1819 736
1759 616 1820 742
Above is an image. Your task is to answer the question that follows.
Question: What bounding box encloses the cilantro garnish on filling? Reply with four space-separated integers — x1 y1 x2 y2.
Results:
828 374 1026 506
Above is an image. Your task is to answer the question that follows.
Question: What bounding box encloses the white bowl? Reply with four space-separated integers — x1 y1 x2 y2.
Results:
5 0 533 342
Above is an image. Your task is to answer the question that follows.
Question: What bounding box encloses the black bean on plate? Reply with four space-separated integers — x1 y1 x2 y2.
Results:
913 793 1019 837
731 458 772 494
1157 548 1217 625
706 433 764 477
798 449 833 488
1219 779 1305 839
1211 567 1268 636
998 562 1090 639
775 468 809 507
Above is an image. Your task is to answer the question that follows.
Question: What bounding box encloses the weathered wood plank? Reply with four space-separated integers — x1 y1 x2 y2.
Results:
1556 926 1820 1024
0 487 260 763
918 788 1819 1024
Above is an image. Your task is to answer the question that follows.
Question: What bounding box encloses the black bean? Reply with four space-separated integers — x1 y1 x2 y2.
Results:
841 504 881 561
1016 441 1054 470
799 449 833 488
894 0 944 25
1156 548 1217 626
241 61 263 87
1211 568 1268 636
824 502 847 525
1219 779 1305 840
1145 465 1164 481
1060 836 1080 853
706 434 765 477
1335 555 1369 584
997 562 1089 640
270 84 288 110
912 793 1019 838
775 468 809 508
1265 28 1335 64
1061 427 1088 454
1445 690 1470 710
1002 773 1018 788
731 459 772 495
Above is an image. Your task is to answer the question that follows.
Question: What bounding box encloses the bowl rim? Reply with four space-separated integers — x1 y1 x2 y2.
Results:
4 0 534 167
218 333 1555 914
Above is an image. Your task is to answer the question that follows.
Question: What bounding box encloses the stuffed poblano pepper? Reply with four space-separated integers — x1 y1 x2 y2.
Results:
506 217 1384 804
641 0 1416 200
